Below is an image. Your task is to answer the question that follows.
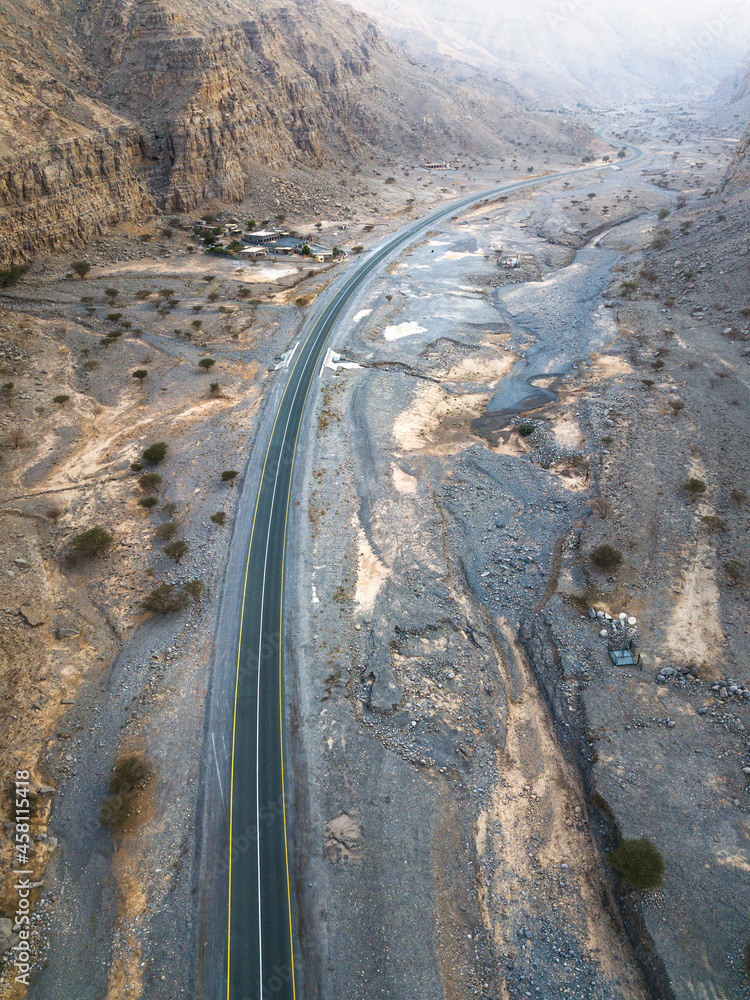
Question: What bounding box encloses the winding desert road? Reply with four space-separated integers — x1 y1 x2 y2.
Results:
224 134 643 1000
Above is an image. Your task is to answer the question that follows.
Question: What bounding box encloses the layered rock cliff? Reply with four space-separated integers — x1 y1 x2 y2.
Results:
0 0 594 267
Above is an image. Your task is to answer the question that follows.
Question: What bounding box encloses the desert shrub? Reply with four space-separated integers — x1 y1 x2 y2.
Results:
5 427 30 449
72 261 91 279
221 470 238 484
132 369 148 384
53 394 70 405
154 521 178 540
607 837 665 889
130 461 143 473
518 422 536 437
0 264 30 287
211 511 226 526
210 382 220 395
143 441 167 464
602 435 614 445
384 177 395 184
724 560 745 584
163 539 188 563
138 472 162 492
138 496 158 509
71 526 112 556
1 382 15 404
99 754 154 829
731 489 746 507
702 515 726 532
668 399 684 416
589 544 623 571
110 754 153 797
106 312 122 323
162 501 177 515
658 208 670 219
140 583 189 614
684 477 706 499
182 579 204 599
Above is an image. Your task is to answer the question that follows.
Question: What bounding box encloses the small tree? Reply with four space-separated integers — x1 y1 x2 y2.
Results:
140 583 189 614
139 472 162 492
54 394 71 406
163 539 188 563
209 382 220 396
143 441 167 464
72 261 91 279
607 837 665 890
221 470 238 485
155 521 178 540
198 358 215 372
211 511 226 526
619 280 639 300
104 288 119 303
132 369 148 385
71 527 113 556
684 477 706 500
138 496 158 509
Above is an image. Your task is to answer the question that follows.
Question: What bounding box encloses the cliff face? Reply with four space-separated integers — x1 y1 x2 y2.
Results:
0 0 591 266
724 126 750 190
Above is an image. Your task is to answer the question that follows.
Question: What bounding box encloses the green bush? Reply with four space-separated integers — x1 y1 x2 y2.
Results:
132 369 148 384
0 264 30 287
163 539 188 563
138 472 162 492
518 422 536 437
130 461 143 473
221 470 238 484
143 441 167 464
684 477 706 499
589 544 623 571
211 511 226 526
71 527 113 556
140 583 189 614
607 837 665 889
138 496 158 509
53 394 71 406
154 521 178 540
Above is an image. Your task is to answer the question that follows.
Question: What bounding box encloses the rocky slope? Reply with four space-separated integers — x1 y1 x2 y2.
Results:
341 0 750 104
0 0 594 269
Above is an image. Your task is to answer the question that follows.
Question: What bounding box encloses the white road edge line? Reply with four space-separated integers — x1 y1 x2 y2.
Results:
211 731 225 806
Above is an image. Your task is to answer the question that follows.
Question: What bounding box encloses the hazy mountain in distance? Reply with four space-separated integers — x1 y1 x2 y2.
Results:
339 0 750 104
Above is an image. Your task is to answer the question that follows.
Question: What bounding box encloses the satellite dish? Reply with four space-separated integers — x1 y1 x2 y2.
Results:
628 616 637 625
599 629 608 637
619 613 627 621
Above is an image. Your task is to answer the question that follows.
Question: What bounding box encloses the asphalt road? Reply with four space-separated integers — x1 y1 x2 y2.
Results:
225 135 643 1000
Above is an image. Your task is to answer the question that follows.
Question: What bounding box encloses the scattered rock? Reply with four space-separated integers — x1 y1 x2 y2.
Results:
19 603 45 627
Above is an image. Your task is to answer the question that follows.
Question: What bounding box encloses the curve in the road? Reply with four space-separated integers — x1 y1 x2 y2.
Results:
225 135 643 1000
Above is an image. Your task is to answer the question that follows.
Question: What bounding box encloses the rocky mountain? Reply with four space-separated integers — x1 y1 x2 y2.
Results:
0 0 595 268
339 0 750 105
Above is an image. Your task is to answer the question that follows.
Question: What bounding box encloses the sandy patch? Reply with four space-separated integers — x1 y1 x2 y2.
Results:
393 383 487 455
383 321 427 342
442 354 513 388
443 250 484 260
99 257 299 283
589 353 633 378
353 309 373 323
549 412 586 450
354 525 390 613
391 465 418 494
